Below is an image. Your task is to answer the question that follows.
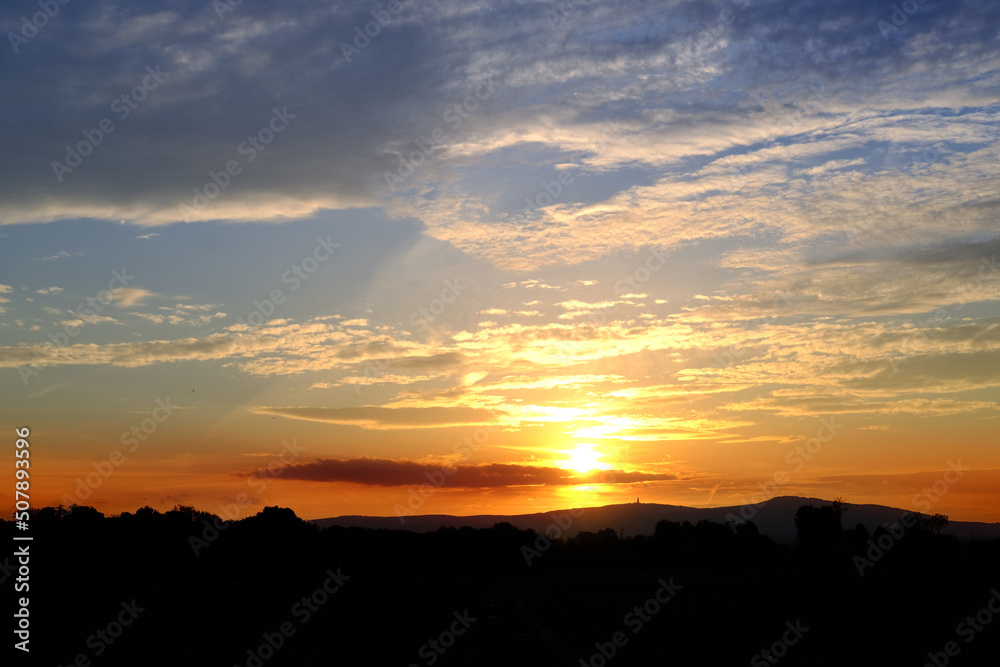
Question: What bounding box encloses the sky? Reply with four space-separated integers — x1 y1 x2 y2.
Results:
2 0 999 523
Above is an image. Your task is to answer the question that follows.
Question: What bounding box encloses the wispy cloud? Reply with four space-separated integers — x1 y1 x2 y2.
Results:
41 251 84 261
248 405 499 429
109 287 157 307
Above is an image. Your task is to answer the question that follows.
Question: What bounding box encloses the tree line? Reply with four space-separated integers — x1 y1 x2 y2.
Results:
4 501 996 581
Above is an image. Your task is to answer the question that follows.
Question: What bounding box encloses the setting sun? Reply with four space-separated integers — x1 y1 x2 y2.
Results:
561 444 613 474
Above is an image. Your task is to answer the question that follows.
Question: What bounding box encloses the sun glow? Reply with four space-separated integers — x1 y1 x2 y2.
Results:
560 443 613 474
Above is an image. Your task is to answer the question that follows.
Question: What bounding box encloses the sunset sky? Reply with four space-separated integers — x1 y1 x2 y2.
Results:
2 0 999 523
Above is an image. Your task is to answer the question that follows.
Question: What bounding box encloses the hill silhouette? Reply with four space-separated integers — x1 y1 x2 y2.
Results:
312 495 1000 543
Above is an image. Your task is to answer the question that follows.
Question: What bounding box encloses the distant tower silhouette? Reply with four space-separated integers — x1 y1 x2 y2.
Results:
636 497 640 504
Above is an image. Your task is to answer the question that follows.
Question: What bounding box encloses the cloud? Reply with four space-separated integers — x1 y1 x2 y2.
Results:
248 405 499 429
1 0 997 521
725 395 999 417
41 251 84 261
556 299 632 311
1 0 507 225
388 352 465 372
845 349 1000 396
109 287 157 307
61 316 119 327
275 457 677 487
0 332 276 368
0 319 422 374
679 236 1000 323
0 0 994 283
131 302 225 326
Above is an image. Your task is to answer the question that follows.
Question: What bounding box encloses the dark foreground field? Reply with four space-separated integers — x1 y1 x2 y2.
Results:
23 569 1000 666
9 505 1000 666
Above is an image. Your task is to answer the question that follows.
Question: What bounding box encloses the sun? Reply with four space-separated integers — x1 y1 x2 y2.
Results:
560 443 612 474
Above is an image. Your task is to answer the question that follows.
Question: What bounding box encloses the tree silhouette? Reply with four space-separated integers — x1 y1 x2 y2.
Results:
919 513 949 535
67 504 105 522
134 505 163 521
793 504 845 565
794 504 843 543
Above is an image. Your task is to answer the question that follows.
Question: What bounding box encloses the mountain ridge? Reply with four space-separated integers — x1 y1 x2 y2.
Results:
310 495 1000 543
